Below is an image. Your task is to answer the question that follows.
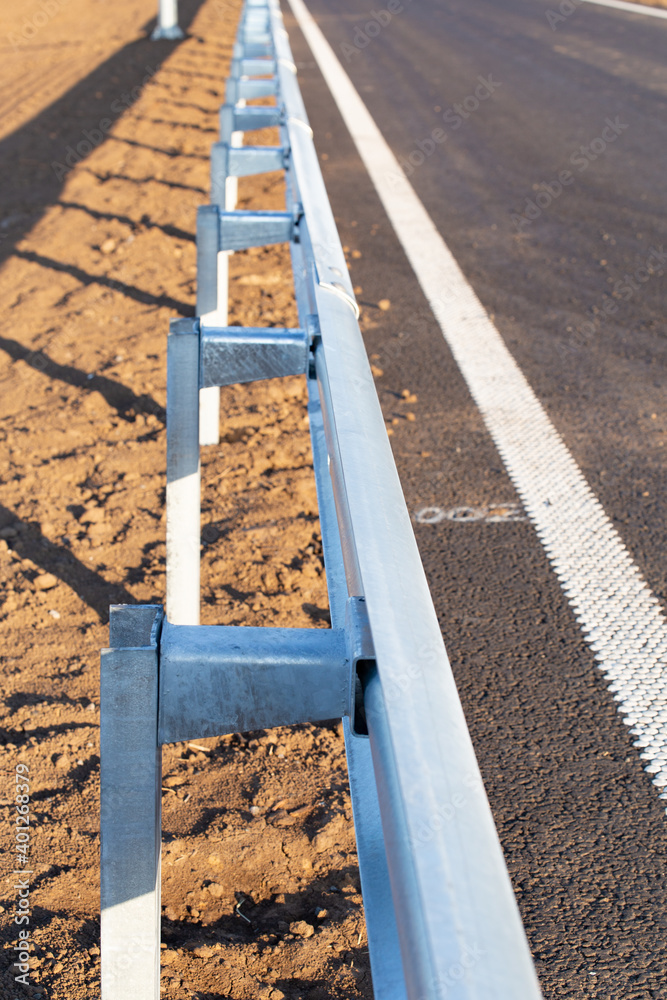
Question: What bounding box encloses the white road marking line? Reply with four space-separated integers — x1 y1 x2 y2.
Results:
579 0 667 20
287 0 667 807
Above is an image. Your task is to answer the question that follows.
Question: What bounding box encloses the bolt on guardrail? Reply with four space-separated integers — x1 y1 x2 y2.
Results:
102 2 544 999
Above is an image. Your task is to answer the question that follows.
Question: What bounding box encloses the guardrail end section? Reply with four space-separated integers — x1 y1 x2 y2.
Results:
101 605 164 1000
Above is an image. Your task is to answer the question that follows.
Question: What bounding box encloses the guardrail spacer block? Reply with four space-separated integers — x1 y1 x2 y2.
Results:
218 209 296 251
200 323 309 387
219 104 283 143
212 143 286 181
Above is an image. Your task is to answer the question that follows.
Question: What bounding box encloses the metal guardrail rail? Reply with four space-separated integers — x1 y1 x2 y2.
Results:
101 2 544 998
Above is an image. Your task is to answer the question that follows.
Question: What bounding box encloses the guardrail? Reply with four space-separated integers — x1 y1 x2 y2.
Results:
100 2 544 998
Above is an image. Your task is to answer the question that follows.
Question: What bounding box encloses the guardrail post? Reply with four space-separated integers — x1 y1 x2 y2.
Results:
196 205 221 447
100 605 163 999
151 0 183 39
166 319 201 625
209 147 236 453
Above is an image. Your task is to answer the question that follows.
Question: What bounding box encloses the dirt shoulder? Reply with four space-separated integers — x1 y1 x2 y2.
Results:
0 0 371 997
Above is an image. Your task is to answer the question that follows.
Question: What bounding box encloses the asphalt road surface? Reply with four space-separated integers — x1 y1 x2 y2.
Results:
283 1 667 996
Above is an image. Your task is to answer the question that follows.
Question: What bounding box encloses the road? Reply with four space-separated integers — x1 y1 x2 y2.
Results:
283 0 667 996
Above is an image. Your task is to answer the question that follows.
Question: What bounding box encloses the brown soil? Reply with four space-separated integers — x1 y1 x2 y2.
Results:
0 0 371 997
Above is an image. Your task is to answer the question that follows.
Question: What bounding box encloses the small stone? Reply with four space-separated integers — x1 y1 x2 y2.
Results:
312 826 339 854
351 249 362 258
314 907 328 920
100 238 117 254
192 945 215 958
161 950 178 965
406 412 416 422
378 298 391 311
289 920 314 939
34 573 58 591
0 525 18 538
371 364 384 378
49 610 60 619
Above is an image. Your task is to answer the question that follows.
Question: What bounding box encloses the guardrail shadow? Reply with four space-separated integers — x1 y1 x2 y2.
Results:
0 0 206 273
0 501 134 621
0 334 166 424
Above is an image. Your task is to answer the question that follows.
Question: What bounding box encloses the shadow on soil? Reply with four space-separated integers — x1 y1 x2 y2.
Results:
0 334 166 422
0 0 206 273
0 502 135 620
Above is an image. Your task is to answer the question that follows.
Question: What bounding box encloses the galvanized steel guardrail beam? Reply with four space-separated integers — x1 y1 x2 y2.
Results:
104 2 544 999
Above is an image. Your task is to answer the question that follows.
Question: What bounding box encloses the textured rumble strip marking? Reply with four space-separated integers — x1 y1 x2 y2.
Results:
288 0 667 806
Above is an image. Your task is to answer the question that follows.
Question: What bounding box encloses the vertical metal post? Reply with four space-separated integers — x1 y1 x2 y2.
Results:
196 206 221 446
166 319 201 625
151 0 183 39
208 0 272 448
101 605 163 1000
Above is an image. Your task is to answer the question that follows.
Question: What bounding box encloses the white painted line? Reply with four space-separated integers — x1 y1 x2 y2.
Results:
287 0 667 806
580 0 667 20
